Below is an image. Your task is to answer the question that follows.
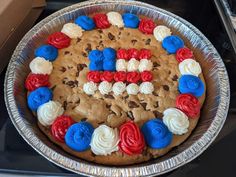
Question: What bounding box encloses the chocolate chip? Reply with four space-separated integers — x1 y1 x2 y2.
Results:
104 94 114 99
127 32 130 36
127 111 134 120
85 43 92 53
51 85 56 91
59 66 66 72
118 31 121 35
98 121 105 124
145 38 151 45
153 111 163 118
153 62 160 67
124 95 129 99
81 118 87 122
62 101 67 110
154 101 159 108
99 35 102 39
108 32 115 40
74 80 78 86
168 70 171 74
75 72 80 77
98 29 103 33
106 104 111 109
131 39 137 45
128 101 139 108
64 51 70 55
140 102 147 110
75 99 80 104
153 92 159 96
67 66 73 70
119 27 124 30
77 64 87 72
76 38 81 43
62 78 67 84
163 85 169 91
172 75 178 81
66 81 75 88
82 52 87 57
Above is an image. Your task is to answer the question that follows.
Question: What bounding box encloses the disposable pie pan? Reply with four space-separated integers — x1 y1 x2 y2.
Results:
4 0 230 176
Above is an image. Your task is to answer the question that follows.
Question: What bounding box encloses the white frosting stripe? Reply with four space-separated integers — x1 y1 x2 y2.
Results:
112 82 126 95
179 59 202 76
98 81 112 95
116 59 127 71
37 101 64 126
90 125 119 155
61 23 83 39
29 57 53 74
127 58 139 72
83 81 98 95
163 108 189 135
107 12 124 28
139 82 154 94
153 25 172 42
138 59 153 72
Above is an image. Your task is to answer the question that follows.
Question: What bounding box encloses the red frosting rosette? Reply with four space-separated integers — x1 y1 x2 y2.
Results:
51 115 75 143
127 72 140 83
128 48 139 59
176 94 200 118
119 121 145 155
114 71 127 82
138 18 155 34
47 32 71 49
176 47 194 62
100 71 114 82
117 49 129 60
139 49 152 59
87 71 101 83
25 73 50 91
93 14 110 29
141 71 153 82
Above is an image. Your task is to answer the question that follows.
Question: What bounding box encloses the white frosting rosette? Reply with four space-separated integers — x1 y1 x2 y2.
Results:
29 57 53 74
112 82 126 95
127 58 139 72
98 81 112 95
139 82 154 94
153 25 172 42
163 108 189 135
179 59 202 76
138 59 153 72
61 23 83 38
126 83 139 95
90 125 119 155
37 101 64 126
107 11 124 28
116 59 127 71
83 81 97 95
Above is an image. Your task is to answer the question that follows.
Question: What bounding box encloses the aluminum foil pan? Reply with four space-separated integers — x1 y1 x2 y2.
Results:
4 0 230 176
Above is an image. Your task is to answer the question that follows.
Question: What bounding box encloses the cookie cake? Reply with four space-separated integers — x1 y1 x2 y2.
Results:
25 11 206 165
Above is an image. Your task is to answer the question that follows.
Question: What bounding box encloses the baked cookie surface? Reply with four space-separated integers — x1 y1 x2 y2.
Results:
26 12 206 165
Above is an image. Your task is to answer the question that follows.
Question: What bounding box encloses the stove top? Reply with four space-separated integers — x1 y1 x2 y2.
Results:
1 0 236 176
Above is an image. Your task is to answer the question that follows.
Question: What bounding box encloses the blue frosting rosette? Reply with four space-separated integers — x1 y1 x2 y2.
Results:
27 87 53 111
75 15 95 31
103 60 116 71
122 13 140 28
103 47 116 61
162 35 184 54
89 61 103 71
141 119 173 149
88 50 104 62
65 122 94 152
178 75 205 97
35 45 58 61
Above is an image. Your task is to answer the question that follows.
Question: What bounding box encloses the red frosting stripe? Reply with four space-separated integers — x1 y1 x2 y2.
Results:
141 71 153 82
117 49 129 60
93 13 110 29
100 71 114 82
47 32 71 49
87 71 101 83
127 71 140 83
119 121 145 155
51 115 75 143
25 73 50 91
114 71 126 82
139 49 152 59
176 47 194 62
127 48 139 59
139 18 156 34
176 93 200 118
